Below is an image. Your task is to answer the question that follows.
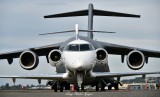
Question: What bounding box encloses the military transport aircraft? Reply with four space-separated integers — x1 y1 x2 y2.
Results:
0 3 160 92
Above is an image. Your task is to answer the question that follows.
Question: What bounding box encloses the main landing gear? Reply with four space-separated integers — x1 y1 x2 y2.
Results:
94 80 122 91
107 81 122 90
47 81 70 92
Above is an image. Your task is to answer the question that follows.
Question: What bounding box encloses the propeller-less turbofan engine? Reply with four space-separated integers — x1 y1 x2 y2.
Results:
127 50 145 70
19 51 39 70
48 49 62 67
96 48 108 65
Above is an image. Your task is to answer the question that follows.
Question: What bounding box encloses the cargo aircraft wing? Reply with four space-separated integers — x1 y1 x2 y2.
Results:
98 41 160 57
0 73 68 80
0 72 159 83
96 41 160 64
0 43 62 64
92 71 160 79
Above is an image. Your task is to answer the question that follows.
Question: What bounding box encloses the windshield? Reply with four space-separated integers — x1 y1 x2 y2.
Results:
68 44 79 51
65 44 94 51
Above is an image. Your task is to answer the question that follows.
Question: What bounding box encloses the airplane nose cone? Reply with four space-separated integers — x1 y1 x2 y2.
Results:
74 62 85 71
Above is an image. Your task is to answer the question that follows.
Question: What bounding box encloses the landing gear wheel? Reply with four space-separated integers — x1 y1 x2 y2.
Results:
114 82 119 90
96 84 99 91
81 83 84 91
65 83 70 90
60 82 63 92
108 84 112 90
52 84 57 92
74 83 80 92
101 85 105 91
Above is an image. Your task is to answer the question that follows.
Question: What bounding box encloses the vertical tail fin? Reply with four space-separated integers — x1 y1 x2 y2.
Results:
44 3 140 39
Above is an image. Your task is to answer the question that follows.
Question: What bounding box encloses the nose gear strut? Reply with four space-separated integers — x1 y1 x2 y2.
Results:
77 73 83 90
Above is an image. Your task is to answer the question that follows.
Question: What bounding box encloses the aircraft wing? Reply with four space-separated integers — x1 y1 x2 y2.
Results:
0 43 62 64
92 71 160 78
97 41 160 58
0 73 68 80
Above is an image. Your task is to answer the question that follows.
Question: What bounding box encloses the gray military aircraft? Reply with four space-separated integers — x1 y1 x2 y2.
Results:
0 3 160 92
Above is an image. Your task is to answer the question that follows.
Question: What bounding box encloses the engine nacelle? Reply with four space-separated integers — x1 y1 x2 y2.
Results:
96 48 108 65
19 51 39 70
48 50 62 67
127 50 145 70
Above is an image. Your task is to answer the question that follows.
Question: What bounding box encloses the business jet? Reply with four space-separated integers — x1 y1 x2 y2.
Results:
0 3 160 92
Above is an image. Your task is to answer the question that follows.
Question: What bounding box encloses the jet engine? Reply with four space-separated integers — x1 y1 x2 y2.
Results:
96 48 108 65
19 51 39 70
48 50 62 67
127 50 145 70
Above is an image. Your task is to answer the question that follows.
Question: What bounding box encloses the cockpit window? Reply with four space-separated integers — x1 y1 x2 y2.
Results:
80 44 93 51
67 44 79 51
65 44 94 51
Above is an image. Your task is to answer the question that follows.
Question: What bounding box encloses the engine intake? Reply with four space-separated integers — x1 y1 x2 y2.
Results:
96 48 108 64
19 51 39 70
48 50 62 67
127 50 145 70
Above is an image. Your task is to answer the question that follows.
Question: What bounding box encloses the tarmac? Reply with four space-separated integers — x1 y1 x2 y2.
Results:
0 90 160 97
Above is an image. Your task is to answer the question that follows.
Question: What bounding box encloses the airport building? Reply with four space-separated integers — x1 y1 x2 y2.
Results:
119 77 160 90
119 83 158 90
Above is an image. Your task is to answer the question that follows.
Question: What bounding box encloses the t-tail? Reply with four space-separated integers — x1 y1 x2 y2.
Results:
44 3 140 39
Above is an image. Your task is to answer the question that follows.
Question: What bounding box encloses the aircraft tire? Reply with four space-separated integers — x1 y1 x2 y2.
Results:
65 83 70 90
101 85 105 91
96 84 99 91
60 82 63 92
53 84 57 92
108 84 112 90
74 83 80 92
81 84 84 90
114 83 119 90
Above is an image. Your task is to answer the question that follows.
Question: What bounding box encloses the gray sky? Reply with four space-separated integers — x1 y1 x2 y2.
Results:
0 0 160 85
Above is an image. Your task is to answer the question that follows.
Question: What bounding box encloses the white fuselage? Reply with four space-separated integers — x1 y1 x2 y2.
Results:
62 39 96 73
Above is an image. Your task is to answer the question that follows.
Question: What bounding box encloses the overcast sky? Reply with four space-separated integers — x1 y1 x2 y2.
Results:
0 0 160 85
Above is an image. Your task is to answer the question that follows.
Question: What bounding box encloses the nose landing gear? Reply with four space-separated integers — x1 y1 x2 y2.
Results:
75 72 84 91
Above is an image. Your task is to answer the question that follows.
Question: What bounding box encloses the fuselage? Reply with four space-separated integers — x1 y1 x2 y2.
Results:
57 36 110 74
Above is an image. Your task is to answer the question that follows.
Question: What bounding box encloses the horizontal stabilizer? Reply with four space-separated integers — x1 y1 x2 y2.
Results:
44 10 88 18
94 9 140 18
44 9 140 18
39 30 115 35
39 30 74 35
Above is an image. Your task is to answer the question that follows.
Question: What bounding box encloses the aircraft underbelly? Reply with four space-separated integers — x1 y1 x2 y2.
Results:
56 64 66 73
93 63 110 72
